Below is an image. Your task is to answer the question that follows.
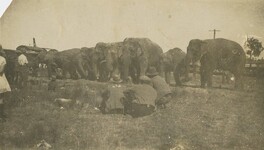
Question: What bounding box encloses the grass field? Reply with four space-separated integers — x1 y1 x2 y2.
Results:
0 75 264 150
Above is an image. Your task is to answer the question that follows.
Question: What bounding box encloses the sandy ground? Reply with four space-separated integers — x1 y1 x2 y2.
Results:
0 75 263 150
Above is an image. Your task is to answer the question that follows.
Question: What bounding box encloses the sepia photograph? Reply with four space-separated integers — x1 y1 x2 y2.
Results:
0 0 264 149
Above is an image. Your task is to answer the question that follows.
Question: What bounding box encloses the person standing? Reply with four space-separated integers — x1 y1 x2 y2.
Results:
17 50 29 88
146 67 172 109
0 46 11 121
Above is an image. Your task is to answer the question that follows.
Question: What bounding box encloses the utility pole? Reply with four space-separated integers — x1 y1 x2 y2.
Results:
33 37 37 47
209 29 220 39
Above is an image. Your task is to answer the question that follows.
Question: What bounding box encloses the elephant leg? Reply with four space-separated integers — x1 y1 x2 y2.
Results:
87 67 96 81
200 66 206 88
173 71 182 86
207 71 213 88
139 56 148 77
76 64 87 79
62 70 68 79
130 66 138 83
165 71 171 84
193 65 197 78
157 63 165 78
67 63 78 79
69 69 78 79
99 65 109 82
234 73 243 90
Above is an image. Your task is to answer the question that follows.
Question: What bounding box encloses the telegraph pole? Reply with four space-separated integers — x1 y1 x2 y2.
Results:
209 29 220 39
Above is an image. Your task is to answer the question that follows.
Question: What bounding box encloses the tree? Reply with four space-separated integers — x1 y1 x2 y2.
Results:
244 37 264 67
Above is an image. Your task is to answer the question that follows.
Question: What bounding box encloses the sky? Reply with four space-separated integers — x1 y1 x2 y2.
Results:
0 0 264 58
0 0 12 17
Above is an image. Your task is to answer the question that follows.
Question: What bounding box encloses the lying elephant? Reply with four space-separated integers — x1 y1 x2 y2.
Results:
94 42 123 82
186 38 246 89
121 38 163 83
161 47 187 85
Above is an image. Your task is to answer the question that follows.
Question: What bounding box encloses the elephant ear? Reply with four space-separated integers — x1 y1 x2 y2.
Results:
117 45 124 58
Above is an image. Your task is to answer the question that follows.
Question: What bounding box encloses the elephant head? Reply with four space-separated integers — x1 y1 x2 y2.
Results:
121 38 148 82
36 49 58 77
185 39 208 77
95 42 123 82
95 42 113 73
161 48 184 70
122 38 163 83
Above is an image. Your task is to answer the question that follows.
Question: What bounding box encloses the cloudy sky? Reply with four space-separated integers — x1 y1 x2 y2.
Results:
1 0 264 57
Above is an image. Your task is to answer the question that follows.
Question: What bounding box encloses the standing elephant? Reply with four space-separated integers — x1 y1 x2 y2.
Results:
3 49 18 84
80 47 97 81
36 49 58 77
94 42 123 82
161 48 187 86
186 38 246 89
54 48 91 79
121 38 163 83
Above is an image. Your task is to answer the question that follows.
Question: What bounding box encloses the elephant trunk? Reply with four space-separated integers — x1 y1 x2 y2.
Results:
105 55 113 73
185 51 192 79
92 63 99 80
139 56 148 77
120 55 131 82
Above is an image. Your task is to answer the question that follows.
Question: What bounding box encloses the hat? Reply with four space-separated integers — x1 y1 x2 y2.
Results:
146 67 159 76
112 75 122 83
139 75 151 82
139 75 152 85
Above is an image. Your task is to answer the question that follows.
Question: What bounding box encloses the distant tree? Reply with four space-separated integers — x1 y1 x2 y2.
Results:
244 37 264 67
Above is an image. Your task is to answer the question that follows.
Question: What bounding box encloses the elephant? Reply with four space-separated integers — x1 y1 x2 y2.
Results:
121 38 164 83
35 49 58 77
53 48 92 79
185 38 246 89
94 42 123 82
161 47 188 86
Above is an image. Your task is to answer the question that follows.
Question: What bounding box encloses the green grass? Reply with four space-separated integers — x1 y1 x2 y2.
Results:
1 76 264 149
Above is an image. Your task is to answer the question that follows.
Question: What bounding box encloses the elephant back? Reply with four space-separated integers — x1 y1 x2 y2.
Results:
204 38 245 57
58 48 81 60
164 47 186 70
55 48 81 67
123 38 163 65
167 48 186 63
39 49 58 63
203 38 246 70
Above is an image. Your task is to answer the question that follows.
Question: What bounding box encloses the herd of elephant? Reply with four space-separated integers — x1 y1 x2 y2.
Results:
6 37 247 89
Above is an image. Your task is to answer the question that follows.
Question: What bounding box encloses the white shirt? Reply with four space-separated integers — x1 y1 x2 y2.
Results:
0 55 11 93
18 54 28 66
0 56 6 73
